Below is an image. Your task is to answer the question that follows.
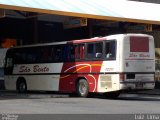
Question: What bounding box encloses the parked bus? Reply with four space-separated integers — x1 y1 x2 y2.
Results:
4 34 155 98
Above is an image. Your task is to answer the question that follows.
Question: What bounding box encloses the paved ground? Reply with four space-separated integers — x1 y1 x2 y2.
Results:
1 88 160 97
0 91 160 114
0 90 160 120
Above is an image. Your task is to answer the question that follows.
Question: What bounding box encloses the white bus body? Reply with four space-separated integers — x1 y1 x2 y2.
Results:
4 34 155 97
98 34 155 92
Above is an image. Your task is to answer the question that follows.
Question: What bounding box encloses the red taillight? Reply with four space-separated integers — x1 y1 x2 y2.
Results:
120 73 125 81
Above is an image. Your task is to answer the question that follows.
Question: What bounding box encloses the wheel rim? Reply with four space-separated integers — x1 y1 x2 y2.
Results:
79 81 87 95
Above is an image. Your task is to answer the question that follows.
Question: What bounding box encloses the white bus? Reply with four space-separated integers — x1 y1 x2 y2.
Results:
4 34 155 98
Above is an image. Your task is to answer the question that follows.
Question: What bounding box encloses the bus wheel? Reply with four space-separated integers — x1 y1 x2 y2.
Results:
17 80 27 93
76 79 89 97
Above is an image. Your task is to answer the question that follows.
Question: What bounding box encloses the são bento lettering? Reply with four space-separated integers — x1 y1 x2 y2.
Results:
19 65 49 73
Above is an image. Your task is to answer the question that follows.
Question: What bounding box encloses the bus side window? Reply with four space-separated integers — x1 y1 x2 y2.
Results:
105 41 116 60
14 49 27 64
47 46 54 62
75 45 80 59
69 45 75 60
62 46 68 61
74 44 85 60
42 48 48 61
26 48 37 63
95 42 103 58
80 44 85 59
87 42 103 59
41 47 49 63
54 46 62 62
87 43 94 59
50 47 55 62
35 47 42 63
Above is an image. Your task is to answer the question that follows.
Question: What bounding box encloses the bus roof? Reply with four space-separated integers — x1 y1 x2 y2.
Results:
9 33 152 49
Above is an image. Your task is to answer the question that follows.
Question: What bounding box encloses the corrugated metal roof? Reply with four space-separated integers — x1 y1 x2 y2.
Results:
0 0 160 24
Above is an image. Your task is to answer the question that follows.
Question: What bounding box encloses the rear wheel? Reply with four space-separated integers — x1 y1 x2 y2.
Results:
76 79 89 97
17 80 27 93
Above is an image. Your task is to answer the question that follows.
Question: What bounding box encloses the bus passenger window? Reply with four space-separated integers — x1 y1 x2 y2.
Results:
63 45 75 61
95 42 103 58
80 44 85 59
87 44 94 59
62 46 68 60
87 42 103 59
105 41 116 60
49 47 55 62
75 45 80 59
70 45 75 60
54 46 62 62
27 53 36 63
41 48 49 62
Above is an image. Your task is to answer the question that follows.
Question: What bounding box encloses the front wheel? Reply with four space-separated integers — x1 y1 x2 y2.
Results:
76 79 89 97
17 80 27 93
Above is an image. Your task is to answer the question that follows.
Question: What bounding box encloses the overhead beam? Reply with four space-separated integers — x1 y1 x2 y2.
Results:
0 0 160 25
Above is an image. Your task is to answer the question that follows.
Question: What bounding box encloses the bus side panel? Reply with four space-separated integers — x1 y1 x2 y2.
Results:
26 75 60 91
5 75 61 91
5 63 63 91
59 61 102 92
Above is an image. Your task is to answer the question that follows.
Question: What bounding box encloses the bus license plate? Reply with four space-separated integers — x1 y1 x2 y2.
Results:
136 82 143 88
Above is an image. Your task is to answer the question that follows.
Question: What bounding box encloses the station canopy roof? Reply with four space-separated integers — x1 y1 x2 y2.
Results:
0 0 160 24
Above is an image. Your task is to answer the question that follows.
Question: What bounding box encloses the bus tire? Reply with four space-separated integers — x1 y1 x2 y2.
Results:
17 79 27 93
76 79 89 97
